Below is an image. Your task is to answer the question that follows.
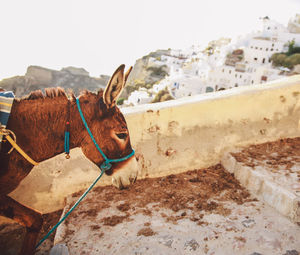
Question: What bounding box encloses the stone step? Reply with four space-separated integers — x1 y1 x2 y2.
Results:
222 151 300 224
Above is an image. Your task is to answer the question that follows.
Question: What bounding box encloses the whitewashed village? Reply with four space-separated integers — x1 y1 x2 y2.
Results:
122 14 300 106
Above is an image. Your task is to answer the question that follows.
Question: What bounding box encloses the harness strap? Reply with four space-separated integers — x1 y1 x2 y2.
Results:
2 131 38 166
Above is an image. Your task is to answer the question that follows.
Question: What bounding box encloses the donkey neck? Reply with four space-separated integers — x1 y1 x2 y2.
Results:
6 96 82 163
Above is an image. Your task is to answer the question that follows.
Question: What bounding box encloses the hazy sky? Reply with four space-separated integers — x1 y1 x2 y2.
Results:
0 0 299 79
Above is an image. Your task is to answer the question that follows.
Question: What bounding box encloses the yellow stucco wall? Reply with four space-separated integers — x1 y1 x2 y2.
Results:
9 75 300 213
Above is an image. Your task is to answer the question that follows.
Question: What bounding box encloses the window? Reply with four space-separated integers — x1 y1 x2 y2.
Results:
260 48 262 50
229 70 232 74
255 47 258 49
222 69 224 72
266 48 268 51
251 80 254 84
271 48 273 51
240 75 242 78
262 58 265 64
254 57 257 61
235 74 237 78
272 43 274 47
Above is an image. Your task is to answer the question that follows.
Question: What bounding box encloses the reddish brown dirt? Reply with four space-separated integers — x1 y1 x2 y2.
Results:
68 164 253 231
117 202 130 212
231 137 300 174
137 227 156 237
102 215 129 226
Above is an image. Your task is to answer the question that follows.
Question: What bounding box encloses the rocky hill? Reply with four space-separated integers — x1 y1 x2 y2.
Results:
0 66 110 97
120 49 170 98
0 49 171 99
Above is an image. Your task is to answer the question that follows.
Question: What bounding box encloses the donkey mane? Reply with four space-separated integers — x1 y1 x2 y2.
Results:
22 87 68 101
18 87 104 102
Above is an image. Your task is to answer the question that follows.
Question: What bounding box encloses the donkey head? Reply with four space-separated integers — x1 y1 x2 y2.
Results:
78 65 138 188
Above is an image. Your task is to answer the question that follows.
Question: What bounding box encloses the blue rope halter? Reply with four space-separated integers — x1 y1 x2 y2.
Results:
36 98 135 249
75 98 135 171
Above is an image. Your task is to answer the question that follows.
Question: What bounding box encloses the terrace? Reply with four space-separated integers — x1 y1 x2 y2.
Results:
1 75 300 255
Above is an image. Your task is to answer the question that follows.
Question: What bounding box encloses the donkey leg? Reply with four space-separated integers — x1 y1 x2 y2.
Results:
0 195 43 255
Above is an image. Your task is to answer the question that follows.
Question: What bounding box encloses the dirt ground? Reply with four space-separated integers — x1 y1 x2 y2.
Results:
231 137 300 174
54 156 300 255
64 164 254 230
36 137 300 254
33 163 252 254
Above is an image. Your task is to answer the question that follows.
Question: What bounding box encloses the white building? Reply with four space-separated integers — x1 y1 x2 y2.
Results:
157 56 210 99
205 15 300 92
168 75 204 98
125 15 300 104
288 14 300 34
244 38 285 65
124 89 153 106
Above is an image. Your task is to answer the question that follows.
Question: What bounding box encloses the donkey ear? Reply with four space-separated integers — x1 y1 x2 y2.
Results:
103 64 125 108
124 66 133 87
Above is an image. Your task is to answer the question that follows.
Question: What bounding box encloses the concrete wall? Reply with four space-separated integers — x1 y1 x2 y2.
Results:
9 75 300 213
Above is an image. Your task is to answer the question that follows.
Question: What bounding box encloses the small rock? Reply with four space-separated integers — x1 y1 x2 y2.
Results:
242 219 256 228
50 244 69 255
249 253 262 255
184 238 199 251
283 250 299 255
159 235 174 248
164 239 173 248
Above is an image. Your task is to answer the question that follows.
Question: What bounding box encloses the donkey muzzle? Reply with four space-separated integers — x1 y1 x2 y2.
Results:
111 156 139 189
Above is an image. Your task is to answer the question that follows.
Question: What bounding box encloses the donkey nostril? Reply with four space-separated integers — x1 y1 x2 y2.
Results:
116 132 128 140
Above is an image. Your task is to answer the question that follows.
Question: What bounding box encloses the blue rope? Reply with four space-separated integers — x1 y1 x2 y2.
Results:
36 98 136 249
76 98 135 171
35 169 105 249
64 131 70 154
76 98 109 161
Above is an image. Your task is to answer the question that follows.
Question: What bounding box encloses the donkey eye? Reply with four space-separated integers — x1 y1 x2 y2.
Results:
116 132 128 140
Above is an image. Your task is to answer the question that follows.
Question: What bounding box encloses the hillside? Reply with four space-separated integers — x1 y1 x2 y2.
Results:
120 49 171 99
0 66 110 97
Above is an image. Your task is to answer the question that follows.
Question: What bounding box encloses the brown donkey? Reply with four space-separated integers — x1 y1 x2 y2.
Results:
0 65 138 255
